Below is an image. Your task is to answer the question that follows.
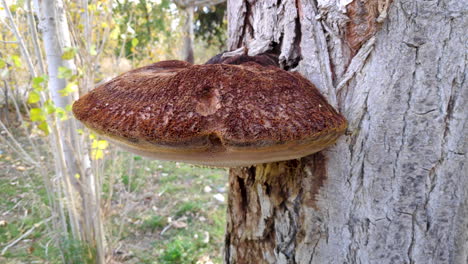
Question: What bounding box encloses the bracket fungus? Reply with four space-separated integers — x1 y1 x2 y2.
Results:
72 57 347 167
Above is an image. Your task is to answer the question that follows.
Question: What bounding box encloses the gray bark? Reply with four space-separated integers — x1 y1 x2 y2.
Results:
182 5 195 63
225 0 467 263
37 0 105 262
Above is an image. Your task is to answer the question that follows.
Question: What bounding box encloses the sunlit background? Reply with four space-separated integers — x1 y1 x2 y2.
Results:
0 0 228 263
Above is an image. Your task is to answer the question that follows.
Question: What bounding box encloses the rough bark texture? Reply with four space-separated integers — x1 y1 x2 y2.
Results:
225 0 467 263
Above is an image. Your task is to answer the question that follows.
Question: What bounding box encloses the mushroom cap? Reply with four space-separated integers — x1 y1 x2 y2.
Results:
72 60 347 167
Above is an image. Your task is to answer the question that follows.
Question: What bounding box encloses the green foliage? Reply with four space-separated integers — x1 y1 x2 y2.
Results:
131 37 139 48
60 236 97 264
10 55 22 67
43 100 56 114
29 108 45 122
121 174 138 192
55 106 69 121
89 44 97 56
37 121 50 134
25 67 78 134
141 215 167 232
0 166 62 263
175 201 203 217
59 82 77 96
28 76 46 104
27 91 41 104
111 0 226 61
32 76 47 90
159 237 202 263
113 0 173 58
0 0 228 263
194 3 227 49
57 66 73 79
61 47 78 60
89 134 109 160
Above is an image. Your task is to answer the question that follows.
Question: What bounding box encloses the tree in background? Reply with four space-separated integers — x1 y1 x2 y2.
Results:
112 0 226 64
0 0 228 262
36 0 105 262
113 0 176 61
194 1 226 51
0 0 107 262
224 0 467 263
173 0 225 63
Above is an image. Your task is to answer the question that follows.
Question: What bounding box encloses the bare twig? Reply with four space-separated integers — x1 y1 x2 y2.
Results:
174 0 225 8
27 0 46 75
117 11 134 67
160 224 172 235
1 0 37 77
1 200 22 216
0 120 37 165
7 83 44 165
1 217 53 256
0 40 18 44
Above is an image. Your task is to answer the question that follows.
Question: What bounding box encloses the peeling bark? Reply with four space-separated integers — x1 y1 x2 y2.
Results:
345 0 391 53
226 157 326 263
225 0 467 263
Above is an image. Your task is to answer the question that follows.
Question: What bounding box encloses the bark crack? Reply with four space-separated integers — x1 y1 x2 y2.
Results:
237 176 248 221
423 18 457 233
289 0 303 69
237 0 253 49
345 90 370 263
407 209 417 264
393 45 418 182
348 91 370 178
308 236 321 264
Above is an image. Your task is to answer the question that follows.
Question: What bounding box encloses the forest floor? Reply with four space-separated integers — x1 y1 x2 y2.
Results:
0 132 228 264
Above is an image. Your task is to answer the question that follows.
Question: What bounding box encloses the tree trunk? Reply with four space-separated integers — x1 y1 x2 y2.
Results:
178 0 226 63
38 0 105 262
182 5 195 63
225 0 467 263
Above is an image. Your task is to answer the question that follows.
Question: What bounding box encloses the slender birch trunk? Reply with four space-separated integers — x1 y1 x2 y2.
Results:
182 5 195 63
37 0 105 262
225 0 467 263
177 0 226 63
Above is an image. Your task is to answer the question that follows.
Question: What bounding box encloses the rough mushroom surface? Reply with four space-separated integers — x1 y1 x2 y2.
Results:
72 59 347 167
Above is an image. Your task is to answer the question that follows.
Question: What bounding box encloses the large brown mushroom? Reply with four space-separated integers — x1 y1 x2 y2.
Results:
72 57 347 167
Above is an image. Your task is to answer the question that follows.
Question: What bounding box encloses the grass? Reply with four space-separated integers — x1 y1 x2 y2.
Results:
105 150 228 264
0 143 228 263
0 155 61 263
175 201 203 217
141 215 167 232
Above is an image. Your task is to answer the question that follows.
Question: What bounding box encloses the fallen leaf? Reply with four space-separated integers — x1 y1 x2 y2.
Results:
202 231 210 243
196 255 214 264
28 246 35 254
213 193 225 203
204 186 212 193
172 220 187 229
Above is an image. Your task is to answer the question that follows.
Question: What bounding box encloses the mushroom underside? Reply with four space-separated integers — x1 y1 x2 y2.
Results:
91 125 345 167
